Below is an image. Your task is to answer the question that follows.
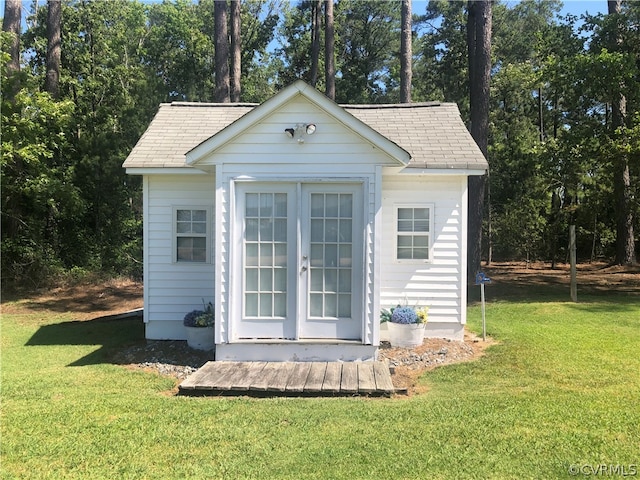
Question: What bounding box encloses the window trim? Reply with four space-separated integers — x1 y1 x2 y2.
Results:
172 206 212 264
393 203 434 263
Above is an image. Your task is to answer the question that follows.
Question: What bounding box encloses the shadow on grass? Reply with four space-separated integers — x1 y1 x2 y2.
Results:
25 315 145 367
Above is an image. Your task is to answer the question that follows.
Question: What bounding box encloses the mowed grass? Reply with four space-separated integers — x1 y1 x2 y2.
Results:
1 291 639 479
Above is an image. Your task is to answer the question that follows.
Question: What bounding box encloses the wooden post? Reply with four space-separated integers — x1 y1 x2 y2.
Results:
570 225 577 302
481 282 486 341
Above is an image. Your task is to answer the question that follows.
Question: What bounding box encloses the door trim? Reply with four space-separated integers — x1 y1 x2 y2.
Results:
229 177 368 343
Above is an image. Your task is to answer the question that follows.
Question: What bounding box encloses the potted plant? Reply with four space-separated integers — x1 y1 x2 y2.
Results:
380 304 428 348
183 301 215 351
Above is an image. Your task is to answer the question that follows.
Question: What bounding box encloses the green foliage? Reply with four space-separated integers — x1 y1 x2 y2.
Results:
3 0 639 287
334 0 401 103
1 36 82 285
414 1 469 115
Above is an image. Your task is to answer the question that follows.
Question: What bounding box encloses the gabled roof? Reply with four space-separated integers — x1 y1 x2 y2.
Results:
123 81 488 172
186 80 411 166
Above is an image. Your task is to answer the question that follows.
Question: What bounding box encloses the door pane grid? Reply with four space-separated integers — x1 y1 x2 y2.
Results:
308 193 353 319
244 193 287 318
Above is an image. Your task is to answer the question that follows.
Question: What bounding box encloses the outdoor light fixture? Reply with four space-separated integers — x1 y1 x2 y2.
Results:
284 123 317 142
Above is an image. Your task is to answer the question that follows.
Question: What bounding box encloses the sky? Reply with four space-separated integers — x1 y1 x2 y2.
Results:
2 0 608 26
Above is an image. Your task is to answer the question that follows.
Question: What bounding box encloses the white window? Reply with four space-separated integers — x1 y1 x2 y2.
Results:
174 207 210 263
395 205 432 261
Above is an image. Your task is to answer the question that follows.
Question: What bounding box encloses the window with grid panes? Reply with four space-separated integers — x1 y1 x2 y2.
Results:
175 208 208 262
396 206 431 260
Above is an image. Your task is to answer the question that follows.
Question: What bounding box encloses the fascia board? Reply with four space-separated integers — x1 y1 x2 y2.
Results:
384 167 488 176
125 168 209 175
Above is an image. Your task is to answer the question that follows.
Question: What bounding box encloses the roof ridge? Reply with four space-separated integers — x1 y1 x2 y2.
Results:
342 102 449 109
161 101 453 109
168 102 259 107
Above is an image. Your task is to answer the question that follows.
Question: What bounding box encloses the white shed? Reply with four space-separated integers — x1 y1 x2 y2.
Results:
123 80 488 361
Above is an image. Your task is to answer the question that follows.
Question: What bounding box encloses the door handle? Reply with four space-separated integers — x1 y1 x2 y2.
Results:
300 265 308 272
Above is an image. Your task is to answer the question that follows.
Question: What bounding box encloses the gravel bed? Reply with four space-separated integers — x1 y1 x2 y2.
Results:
377 338 478 370
112 340 213 380
113 336 483 382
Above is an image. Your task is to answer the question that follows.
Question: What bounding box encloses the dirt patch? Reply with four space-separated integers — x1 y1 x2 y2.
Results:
479 261 640 300
1 279 143 320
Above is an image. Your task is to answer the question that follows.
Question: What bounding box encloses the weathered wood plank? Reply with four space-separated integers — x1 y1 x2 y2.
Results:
179 361 215 389
285 362 312 392
195 361 236 389
357 363 376 393
372 362 395 393
215 362 255 390
181 361 396 396
231 362 267 390
340 362 358 393
322 362 342 393
251 362 282 391
304 362 327 392
266 362 296 392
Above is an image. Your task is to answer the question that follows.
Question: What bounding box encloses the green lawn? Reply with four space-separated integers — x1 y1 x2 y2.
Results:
1 292 639 479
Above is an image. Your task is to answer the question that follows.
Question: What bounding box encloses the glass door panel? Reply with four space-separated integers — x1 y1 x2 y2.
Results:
244 192 288 318
300 185 363 340
234 182 363 341
235 184 296 340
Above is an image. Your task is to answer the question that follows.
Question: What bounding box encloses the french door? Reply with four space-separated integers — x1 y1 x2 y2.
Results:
234 182 363 340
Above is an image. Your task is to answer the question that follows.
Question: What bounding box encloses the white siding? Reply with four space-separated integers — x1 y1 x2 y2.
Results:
142 93 470 345
380 174 467 328
199 97 401 168
145 174 216 339
210 97 392 346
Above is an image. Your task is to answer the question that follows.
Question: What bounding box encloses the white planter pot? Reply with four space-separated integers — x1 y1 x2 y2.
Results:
185 326 214 351
387 322 425 348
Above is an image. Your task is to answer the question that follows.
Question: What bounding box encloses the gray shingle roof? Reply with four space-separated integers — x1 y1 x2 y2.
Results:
123 101 488 171
345 103 488 170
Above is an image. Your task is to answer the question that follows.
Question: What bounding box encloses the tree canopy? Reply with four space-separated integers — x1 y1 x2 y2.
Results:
2 0 638 288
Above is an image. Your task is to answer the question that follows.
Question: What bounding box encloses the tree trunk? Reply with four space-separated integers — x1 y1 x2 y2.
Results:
214 0 230 103
2 0 21 98
400 0 412 103
45 0 62 99
608 0 636 265
466 0 492 280
230 0 241 102
324 0 335 100
310 0 322 87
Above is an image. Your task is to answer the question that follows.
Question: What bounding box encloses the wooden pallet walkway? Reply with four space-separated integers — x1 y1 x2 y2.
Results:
179 361 396 397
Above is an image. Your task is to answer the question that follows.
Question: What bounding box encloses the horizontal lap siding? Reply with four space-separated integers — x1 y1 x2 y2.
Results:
202 98 400 168
146 175 216 332
381 175 465 324
213 97 388 344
